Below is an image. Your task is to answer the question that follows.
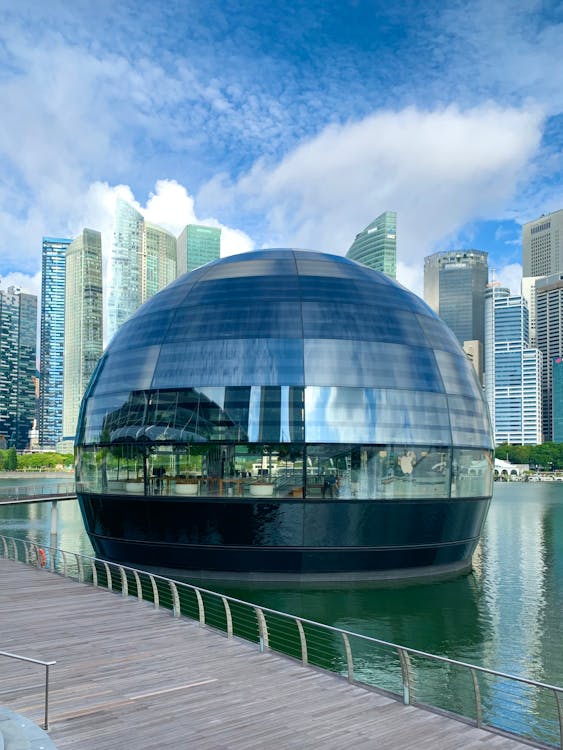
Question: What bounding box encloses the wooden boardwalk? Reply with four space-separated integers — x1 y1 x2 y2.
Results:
0 560 538 749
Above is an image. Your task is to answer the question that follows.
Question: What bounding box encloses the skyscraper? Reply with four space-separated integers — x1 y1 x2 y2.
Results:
522 209 563 277
345 211 396 278
552 357 563 443
0 286 37 449
108 198 144 340
39 236 71 447
107 198 177 340
424 250 488 382
535 273 563 441
62 229 103 447
485 286 542 445
144 222 177 299
177 224 221 275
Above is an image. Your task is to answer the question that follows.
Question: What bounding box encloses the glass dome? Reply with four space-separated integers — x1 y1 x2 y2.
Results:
75 249 493 576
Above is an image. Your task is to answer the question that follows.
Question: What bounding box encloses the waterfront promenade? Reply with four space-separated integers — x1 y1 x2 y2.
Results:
0 560 539 749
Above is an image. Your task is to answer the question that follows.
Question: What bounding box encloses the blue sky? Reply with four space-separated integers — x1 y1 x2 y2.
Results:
1 0 562 297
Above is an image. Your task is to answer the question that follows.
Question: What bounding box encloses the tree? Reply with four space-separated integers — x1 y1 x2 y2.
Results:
5 447 17 471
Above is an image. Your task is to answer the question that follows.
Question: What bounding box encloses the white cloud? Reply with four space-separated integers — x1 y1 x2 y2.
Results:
207 104 544 274
496 262 523 295
0 271 41 298
142 179 254 257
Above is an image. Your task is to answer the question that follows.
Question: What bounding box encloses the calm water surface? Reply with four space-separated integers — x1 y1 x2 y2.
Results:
1 480 562 689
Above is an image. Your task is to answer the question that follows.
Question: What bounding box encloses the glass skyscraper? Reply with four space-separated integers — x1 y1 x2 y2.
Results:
62 229 103 447
552 357 563 442
535 273 563 441
108 199 177 340
177 224 221 275
39 236 71 447
424 250 488 382
485 287 542 445
345 211 396 278
0 286 37 449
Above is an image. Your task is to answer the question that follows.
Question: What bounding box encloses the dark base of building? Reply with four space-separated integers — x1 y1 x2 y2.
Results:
78 493 491 581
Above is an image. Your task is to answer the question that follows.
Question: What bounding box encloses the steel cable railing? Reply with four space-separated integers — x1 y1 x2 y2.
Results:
0 483 76 501
1 533 562 749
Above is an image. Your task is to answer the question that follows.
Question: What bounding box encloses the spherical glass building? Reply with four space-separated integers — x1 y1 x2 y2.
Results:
76 249 493 580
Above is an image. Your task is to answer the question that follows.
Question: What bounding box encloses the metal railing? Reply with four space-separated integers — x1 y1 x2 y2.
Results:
0 483 76 501
0 649 55 729
1 533 562 748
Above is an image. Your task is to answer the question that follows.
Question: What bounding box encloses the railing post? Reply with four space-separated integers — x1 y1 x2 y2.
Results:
296 619 308 665
102 561 112 590
11 537 18 561
75 553 84 583
132 569 143 601
255 607 269 652
470 667 482 728
61 550 68 577
120 566 129 598
554 688 563 750
195 588 205 625
221 596 233 638
149 574 159 610
1 535 7 557
91 559 98 587
397 647 413 705
341 633 354 682
43 663 51 730
170 581 181 616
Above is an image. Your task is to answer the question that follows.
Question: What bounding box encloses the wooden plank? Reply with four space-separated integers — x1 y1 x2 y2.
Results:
0 560 538 749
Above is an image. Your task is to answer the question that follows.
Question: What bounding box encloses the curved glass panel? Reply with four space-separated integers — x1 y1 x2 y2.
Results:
76 443 493 501
304 387 451 445
304 340 442 390
151 340 305 387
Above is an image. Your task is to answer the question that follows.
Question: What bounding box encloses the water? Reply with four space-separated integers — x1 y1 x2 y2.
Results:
202 483 563 690
1 480 562 702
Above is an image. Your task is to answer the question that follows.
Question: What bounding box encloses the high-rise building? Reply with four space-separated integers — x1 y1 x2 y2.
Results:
144 222 177 300
535 273 563 441
108 198 177 340
552 357 563 442
345 211 396 278
522 209 563 277
0 286 37 449
484 286 542 445
424 250 488 382
62 229 103 448
177 224 221 275
39 236 71 447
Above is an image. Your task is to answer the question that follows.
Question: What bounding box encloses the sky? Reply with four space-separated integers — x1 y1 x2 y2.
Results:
1 0 562 302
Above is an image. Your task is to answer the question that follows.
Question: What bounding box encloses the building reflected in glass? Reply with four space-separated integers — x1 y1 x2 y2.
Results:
76 249 493 579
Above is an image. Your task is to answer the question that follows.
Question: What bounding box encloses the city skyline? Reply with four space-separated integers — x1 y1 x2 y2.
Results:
1 1 562 302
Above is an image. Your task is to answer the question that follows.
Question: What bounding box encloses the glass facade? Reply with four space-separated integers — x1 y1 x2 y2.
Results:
346 211 396 278
107 200 177 341
485 288 542 445
423 250 488 382
77 249 493 501
62 229 103 445
553 357 563 443
177 224 221 275
39 237 70 447
0 287 37 449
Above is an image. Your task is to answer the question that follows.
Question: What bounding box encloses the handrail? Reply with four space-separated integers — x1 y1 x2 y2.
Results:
1 533 562 748
0 649 55 729
0 483 76 502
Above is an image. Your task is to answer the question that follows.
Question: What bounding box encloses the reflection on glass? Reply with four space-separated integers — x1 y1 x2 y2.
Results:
76 442 493 501
76 383 492 502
